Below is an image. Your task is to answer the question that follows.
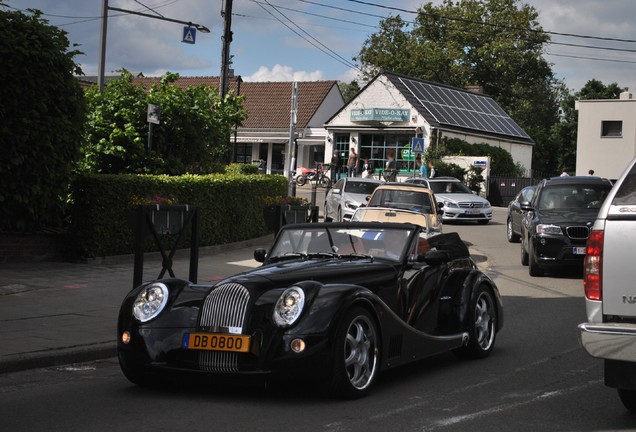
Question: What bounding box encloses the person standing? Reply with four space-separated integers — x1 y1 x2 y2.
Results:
420 159 428 178
330 151 341 182
428 161 435 178
560 167 569 177
347 148 359 177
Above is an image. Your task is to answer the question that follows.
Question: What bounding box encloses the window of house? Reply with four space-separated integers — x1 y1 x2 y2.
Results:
601 120 622 137
233 143 252 163
334 133 350 159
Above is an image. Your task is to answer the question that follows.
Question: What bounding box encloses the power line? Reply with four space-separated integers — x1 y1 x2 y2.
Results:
257 0 360 72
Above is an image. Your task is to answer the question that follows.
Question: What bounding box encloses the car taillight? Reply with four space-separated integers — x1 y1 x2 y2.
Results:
584 230 603 301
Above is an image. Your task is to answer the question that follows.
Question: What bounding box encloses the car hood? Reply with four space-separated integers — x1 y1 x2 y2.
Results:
342 192 372 206
532 208 599 225
222 257 397 291
436 193 488 204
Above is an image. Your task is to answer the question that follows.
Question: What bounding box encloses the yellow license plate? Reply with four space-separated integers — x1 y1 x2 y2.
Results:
183 332 250 353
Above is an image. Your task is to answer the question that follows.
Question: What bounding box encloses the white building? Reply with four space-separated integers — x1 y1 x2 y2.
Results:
576 91 636 180
324 71 534 177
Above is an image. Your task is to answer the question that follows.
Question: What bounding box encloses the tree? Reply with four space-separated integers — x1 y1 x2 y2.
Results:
81 70 247 175
338 80 361 104
0 7 86 231
355 0 562 174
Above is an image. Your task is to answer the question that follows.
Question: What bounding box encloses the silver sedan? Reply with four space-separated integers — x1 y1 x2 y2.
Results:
324 177 382 222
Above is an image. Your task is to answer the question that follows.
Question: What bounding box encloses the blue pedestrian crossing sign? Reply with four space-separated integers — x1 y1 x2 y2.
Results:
182 27 196 44
411 137 425 153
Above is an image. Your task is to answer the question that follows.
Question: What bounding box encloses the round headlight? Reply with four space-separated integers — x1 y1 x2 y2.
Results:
273 287 305 327
132 282 169 322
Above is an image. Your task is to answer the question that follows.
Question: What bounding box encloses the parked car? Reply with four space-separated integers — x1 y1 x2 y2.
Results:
520 175 613 276
351 206 443 237
579 157 636 412
324 177 382 222
404 177 492 224
118 222 503 399
506 185 536 242
363 182 443 232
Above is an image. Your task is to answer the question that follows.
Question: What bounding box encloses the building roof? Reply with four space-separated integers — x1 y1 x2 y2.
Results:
383 71 533 144
129 76 340 129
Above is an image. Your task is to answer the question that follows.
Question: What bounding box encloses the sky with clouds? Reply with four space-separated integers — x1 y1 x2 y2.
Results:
5 0 636 93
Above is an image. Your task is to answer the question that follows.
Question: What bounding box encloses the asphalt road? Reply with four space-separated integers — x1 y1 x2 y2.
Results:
2 202 636 431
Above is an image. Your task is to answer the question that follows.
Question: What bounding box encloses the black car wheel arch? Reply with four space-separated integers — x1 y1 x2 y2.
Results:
454 284 498 359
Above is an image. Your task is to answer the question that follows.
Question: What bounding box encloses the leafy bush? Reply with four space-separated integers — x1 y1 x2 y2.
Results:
0 8 86 231
66 173 288 258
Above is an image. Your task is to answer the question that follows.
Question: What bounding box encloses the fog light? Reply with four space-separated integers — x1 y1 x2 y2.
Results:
290 338 306 353
540 238 547 245
121 331 131 344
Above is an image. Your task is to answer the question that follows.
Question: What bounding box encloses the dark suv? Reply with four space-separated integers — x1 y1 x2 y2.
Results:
520 176 613 276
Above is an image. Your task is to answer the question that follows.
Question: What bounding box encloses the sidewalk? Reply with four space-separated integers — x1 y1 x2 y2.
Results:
0 235 274 374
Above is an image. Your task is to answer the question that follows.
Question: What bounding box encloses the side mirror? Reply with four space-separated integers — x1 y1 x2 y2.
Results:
254 248 267 263
519 201 533 212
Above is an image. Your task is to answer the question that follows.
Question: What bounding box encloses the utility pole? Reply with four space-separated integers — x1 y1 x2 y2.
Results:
220 0 233 100
286 82 298 196
97 0 209 92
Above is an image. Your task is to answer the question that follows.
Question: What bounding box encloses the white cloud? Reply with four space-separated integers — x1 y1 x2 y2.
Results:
243 65 324 82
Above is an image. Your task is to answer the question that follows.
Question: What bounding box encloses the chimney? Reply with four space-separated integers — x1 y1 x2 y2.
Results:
620 89 632 100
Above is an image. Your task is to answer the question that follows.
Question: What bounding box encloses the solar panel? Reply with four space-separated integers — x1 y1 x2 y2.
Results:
394 76 531 140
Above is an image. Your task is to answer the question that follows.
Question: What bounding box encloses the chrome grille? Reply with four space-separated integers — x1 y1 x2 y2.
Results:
458 202 484 208
198 283 250 372
566 226 589 240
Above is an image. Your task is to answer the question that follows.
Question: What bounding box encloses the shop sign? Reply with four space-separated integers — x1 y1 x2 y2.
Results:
350 108 410 122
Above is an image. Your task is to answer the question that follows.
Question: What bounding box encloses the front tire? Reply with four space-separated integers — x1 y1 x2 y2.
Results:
618 389 636 413
329 307 380 399
528 241 544 277
507 218 520 242
521 237 529 266
118 351 153 386
296 175 307 186
454 285 497 359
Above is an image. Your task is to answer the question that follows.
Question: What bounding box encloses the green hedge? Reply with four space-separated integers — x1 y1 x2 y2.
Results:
66 173 288 258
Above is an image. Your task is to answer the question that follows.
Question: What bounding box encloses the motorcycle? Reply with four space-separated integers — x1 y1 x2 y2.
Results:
296 165 331 187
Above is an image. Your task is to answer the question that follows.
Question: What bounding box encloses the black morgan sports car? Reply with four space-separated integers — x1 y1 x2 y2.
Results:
118 222 503 398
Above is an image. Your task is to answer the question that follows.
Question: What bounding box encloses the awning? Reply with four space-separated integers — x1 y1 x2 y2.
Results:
235 136 289 144
297 138 325 146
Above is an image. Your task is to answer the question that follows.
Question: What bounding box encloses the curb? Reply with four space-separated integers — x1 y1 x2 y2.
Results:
0 341 117 374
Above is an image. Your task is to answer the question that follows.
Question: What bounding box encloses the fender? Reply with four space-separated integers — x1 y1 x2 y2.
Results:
454 270 504 331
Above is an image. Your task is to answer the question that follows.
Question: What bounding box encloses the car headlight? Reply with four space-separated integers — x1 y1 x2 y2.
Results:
273 287 305 327
483 201 491 208
536 224 563 235
344 201 358 210
132 282 169 322
444 201 459 208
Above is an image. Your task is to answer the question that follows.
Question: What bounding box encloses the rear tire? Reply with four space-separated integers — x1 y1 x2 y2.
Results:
328 307 379 399
454 285 497 359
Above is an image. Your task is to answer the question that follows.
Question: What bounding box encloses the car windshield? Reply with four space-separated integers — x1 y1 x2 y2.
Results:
367 189 434 213
344 181 379 194
537 184 612 210
430 181 473 194
269 226 414 262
